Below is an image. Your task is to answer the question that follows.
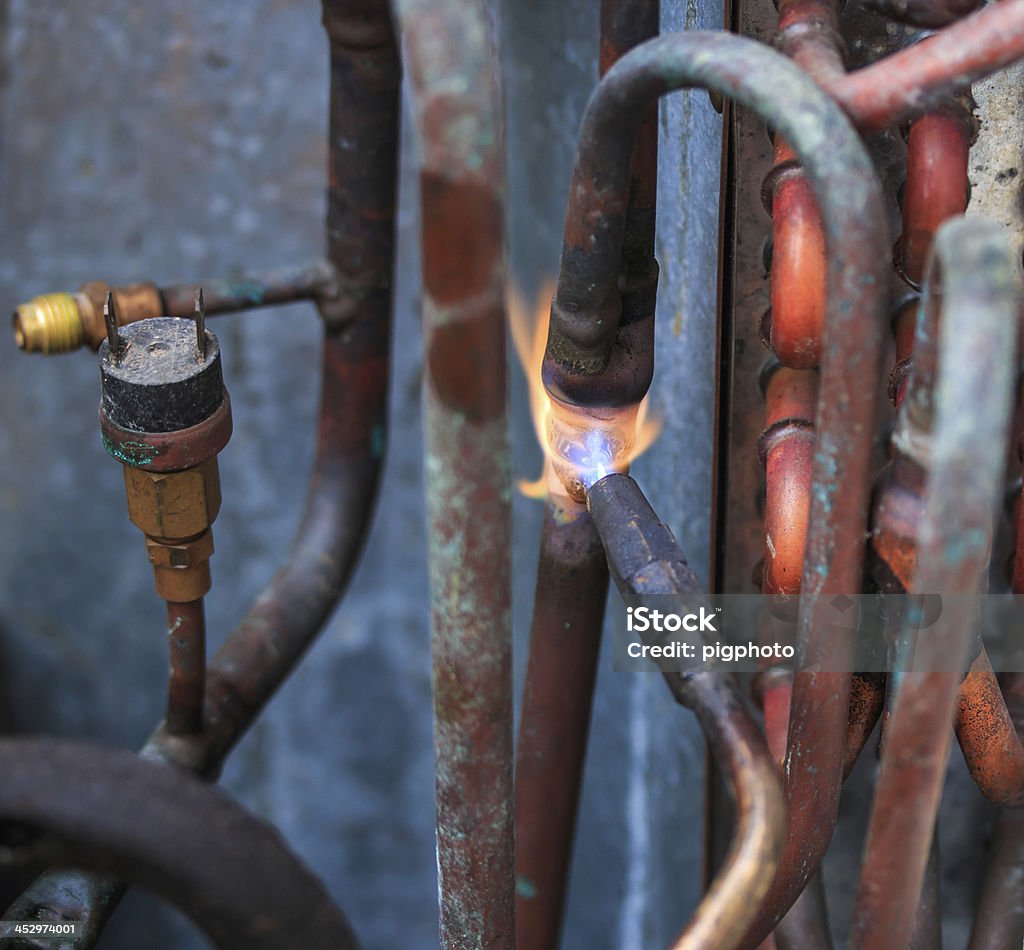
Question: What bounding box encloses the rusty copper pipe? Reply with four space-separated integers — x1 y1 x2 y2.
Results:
587 473 785 950
514 494 609 950
514 8 656 947
0 738 358 950
833 0 1024 134
538 34 886 944
968 670 1024 949
164 599 206 737
897 106 974 288
2 1 400 940
390 0 515 946
850 217 1019 950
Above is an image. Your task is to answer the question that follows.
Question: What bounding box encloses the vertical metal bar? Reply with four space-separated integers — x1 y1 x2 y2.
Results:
390 1 515 946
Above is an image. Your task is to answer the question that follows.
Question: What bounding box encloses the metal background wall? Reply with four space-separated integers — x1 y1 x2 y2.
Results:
0 1 721 946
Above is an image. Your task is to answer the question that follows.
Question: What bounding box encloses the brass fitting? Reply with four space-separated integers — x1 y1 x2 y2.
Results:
13 280 162 354
125 459 222 602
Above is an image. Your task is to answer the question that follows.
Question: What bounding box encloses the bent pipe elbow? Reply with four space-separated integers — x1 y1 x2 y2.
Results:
545 31 886 410
0 739 358 950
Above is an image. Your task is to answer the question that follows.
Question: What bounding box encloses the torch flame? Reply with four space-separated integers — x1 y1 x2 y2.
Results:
508 280 661 500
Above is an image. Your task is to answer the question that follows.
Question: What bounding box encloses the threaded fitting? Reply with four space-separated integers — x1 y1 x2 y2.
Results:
12 292 85 353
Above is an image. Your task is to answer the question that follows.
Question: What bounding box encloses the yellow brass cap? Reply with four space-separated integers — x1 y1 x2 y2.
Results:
12 292 84 353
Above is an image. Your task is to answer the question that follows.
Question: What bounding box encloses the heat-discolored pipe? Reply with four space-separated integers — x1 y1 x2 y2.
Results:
850 217 1019 950
389 0 515 946
588 473 785 950
540 33 887 946
514 6 657 948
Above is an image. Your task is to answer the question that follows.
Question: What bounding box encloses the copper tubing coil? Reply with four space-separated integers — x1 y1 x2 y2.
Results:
0 739 357 950
851 217 1020 950
896 102 976 289
395 0 517 945
514 6 658 948
4 0 401 940
540 31 887 945
587 473 786 950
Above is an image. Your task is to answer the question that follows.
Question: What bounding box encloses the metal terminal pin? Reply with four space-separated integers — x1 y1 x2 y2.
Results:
194 287 206 361
103 291 122 363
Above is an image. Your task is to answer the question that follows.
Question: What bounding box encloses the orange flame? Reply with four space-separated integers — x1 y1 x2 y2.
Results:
508 280 662 500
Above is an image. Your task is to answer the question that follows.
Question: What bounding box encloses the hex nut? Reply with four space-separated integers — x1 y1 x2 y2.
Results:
123 458 222 540
145 531 215 569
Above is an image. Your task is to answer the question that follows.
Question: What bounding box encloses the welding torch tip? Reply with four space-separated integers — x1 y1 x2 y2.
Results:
194 287 206 360
103 291 122 362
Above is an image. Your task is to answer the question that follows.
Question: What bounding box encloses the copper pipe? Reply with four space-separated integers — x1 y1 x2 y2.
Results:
587 473 785 950
391 0 514 945
537 33 886 944
514 494 609 950
760 365 817 598
765 151 827 369
514 8 657 946
968 671 1024 949
512 493 606 945
833 0 1024 134
3 1 400 940
165 599 206 737
0 738 357 949
762 0 841 369
956 650 1024 807
897 105 974 288
850 217 1019 950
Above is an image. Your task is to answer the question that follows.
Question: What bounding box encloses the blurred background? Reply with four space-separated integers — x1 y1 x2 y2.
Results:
0 1 723 946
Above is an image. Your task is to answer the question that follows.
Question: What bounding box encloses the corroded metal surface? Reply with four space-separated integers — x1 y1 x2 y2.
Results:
0 738 357 950
390 0 515 946
850 217 1019 950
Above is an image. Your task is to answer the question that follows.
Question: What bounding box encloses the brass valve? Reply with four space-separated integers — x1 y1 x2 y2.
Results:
13 280 161 354
98 293 231 602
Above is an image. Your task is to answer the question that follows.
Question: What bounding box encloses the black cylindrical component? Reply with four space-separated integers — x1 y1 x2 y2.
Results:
99 318 224 433
586 473 701 598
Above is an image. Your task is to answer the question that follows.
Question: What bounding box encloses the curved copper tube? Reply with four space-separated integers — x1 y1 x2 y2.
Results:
587 473 785 950
897 105 974 289
390 0 515 945
4 0 400 939
850 217 1019 950
776 0 845 83
833 0 1024 134
0 738 357 950
539 33 887 944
